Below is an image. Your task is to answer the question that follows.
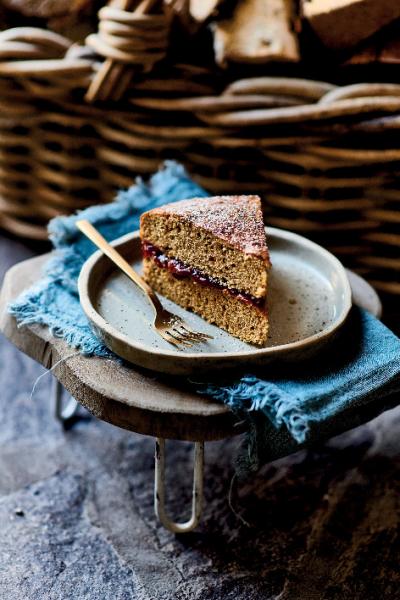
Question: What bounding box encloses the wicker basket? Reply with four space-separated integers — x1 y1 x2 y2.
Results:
0 10 399 297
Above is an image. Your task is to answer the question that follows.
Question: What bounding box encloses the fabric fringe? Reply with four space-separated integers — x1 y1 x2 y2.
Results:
8 161 206 360
198 375 310 444
30 351 81 401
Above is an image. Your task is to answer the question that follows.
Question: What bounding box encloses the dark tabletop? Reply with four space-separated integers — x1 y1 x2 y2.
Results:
0 231 399 600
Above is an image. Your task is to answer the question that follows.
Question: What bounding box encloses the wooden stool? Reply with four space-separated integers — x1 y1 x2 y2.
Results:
0 253 382 532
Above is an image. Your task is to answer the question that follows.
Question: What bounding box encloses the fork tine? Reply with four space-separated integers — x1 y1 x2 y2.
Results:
170 326 207 344
175 329 209 344
176 324 213 341
172 330 202 345
159 326 195 348
175 319 213 338
159 330 180 348
168 329 195 347
184 329 213 341
164 331 194 347
170 323 197 337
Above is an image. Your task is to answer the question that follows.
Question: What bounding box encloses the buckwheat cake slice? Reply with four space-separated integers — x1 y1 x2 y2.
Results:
140 195 271 345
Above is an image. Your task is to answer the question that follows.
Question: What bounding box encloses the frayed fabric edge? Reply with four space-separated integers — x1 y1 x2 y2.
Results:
8 282 112 359
198 374 310 444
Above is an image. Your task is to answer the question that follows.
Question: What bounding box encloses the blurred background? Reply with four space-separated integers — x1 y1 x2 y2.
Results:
0 0 399 312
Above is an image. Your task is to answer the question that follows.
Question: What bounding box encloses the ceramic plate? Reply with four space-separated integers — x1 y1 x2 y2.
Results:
78 227 352 375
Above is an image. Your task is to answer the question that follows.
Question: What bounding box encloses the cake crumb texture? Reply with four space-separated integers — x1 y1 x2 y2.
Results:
142 195 269 261
143 259 269 346
140 195 269 298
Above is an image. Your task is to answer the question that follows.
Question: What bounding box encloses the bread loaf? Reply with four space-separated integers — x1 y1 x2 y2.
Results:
303 0 400 50
213 0 299 65
2 0 91 18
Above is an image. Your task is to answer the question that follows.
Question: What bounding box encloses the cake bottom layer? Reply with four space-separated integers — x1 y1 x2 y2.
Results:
143 258 269 346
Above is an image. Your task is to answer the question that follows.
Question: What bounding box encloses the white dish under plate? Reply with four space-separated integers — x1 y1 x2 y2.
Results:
78 227 352 375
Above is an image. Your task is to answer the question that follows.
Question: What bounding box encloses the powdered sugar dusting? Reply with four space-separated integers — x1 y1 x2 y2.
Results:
152 195 270 263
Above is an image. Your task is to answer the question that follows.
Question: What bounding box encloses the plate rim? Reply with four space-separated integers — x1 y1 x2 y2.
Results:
78 227 352 361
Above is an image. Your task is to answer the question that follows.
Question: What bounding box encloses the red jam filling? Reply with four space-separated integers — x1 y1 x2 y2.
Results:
142 240 265 310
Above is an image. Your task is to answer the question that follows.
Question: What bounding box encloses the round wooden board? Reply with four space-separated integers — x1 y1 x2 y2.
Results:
0 253 382 441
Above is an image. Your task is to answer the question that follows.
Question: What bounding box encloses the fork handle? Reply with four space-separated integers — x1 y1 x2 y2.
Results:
76 219 163 313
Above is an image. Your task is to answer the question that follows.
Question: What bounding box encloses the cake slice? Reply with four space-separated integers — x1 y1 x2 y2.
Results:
140 195 270 345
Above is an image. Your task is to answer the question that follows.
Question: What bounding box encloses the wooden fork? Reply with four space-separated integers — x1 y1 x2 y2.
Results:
76 220 213 348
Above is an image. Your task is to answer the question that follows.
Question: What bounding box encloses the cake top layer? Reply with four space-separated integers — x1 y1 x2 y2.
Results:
148 195 270 263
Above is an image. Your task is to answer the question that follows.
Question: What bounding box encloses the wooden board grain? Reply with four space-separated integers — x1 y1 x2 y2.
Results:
0 254 239 442
0 252 381 442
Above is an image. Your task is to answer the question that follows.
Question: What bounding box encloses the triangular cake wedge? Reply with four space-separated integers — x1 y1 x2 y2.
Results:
140 195 271 345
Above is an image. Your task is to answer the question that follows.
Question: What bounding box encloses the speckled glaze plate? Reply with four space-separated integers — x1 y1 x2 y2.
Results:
78 228 352 375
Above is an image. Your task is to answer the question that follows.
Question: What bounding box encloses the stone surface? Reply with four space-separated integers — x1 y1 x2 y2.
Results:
0 231 399 599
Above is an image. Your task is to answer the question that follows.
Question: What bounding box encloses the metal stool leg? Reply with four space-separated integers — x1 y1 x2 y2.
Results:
52 378 80 426
154 438 204 533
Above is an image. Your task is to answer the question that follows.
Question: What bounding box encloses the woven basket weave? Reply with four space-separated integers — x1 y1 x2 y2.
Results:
0 12 399 297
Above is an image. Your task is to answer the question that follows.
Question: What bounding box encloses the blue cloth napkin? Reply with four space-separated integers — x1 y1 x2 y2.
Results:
9 162 400 471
